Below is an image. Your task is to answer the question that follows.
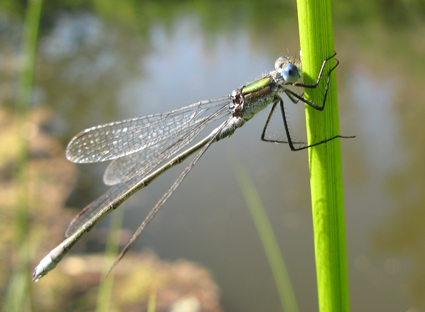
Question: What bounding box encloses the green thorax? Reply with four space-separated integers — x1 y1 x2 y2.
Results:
242 77 271 94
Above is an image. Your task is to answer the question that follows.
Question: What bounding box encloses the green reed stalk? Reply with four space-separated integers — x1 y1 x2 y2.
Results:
296 0 350 311
4 0 43 311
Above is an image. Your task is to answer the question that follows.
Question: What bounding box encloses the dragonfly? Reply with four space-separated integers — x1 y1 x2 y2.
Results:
33 52 349 282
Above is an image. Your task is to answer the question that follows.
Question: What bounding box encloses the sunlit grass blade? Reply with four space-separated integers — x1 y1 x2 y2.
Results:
233 160 299 312
96 208 124 312
296 0 350 311
4 0 42 311
147 288 157 312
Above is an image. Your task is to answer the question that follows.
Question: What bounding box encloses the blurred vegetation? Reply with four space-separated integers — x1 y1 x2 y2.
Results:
2 0 425 37
0 105 78 310
4 0 297 34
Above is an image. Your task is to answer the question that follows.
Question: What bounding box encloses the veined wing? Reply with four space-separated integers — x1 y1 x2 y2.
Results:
66 96 232 163
65 104 231 237
103 118 205 185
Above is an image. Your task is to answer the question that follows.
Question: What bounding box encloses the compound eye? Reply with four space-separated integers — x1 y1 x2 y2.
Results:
282 64 300 83
274 56 288 71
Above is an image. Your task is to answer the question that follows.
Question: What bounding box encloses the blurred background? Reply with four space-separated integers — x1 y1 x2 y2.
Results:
1 0 425 311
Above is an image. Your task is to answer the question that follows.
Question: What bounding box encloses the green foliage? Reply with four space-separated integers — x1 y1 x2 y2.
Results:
3 0 422 39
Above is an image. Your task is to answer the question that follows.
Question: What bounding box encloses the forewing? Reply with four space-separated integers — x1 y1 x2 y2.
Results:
66 96 231 163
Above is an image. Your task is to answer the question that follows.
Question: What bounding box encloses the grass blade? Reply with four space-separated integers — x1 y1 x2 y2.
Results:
96 208 124 312
233 160 299 312
4 0 43 311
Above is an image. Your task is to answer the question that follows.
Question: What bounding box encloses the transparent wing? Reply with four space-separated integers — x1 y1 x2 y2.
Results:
65 104 231 237
66 96 232 163
103 121 199 185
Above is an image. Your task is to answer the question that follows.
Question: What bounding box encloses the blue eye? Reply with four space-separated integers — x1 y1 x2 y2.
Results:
282 64 300 83
274 56 287 71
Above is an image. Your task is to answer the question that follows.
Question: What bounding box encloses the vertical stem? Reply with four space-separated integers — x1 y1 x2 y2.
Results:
296 0 350 311
233 160 299 312
96 208 124 312
5 0 43 311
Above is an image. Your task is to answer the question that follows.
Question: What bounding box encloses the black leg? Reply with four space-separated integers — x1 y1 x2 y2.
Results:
261 101 281 142
261 96 306 150
292 52 338 89
284 52 339 111
261 96 353 151
284 88 325 111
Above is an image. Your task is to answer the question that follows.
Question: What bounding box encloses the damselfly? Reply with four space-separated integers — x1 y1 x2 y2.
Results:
33 52 348 281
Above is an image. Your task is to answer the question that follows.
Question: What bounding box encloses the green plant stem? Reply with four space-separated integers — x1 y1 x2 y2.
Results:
96 208 124 312
147 289 157 312
233 160 299 312
4 0 42 311
296 0 350 311
3 0 42 311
